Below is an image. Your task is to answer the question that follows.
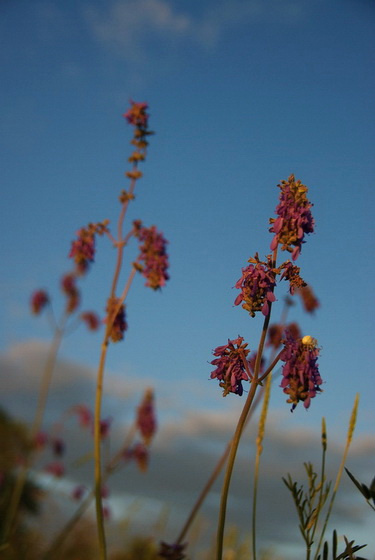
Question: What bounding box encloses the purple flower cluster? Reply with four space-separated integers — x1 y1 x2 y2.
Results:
270 174 314 260
123 100 149 128
280 334 323 411
30 290 49 314
123 442 149 472
297 284 320 314
234 255 276 317
210 337 251 396
123 101 153 167
135 224 170 290
69 221 109 275
61 273 80 313
279 261 306 295
136 388 157 445
105 297 128 343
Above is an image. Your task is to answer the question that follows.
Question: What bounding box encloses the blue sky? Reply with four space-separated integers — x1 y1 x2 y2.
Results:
1 0 375 557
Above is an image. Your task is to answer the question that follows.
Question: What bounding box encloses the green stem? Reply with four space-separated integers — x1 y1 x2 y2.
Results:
94 267 137 559
216 308 272 560
308 418 327 558
252 373 272 560
314 395 359 559
94 342 109 560
216 250 277 560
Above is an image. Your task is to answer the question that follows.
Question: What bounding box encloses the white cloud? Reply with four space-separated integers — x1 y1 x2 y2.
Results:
1 340 374 558
84 0 313 63
85 0 193 63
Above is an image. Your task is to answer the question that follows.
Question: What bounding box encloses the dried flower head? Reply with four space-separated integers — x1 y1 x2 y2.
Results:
280 333 322 411
69 221 109 275
133 442 148 472
123 101 149 128
270 174 314 260
279 261 306 294
72 485 86 501
69 227 95 274
234 254 276 317
135 225 169 290
297 284 320 313
73 404 93 429
267 322 301 349
30 290 49 315
210 336 251 396
99 417 112 439
61 273 80 313
105 297 127 342
136 389 157 445
81 311 101 331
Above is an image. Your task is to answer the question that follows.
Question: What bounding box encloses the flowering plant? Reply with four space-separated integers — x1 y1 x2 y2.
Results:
0 105 368 560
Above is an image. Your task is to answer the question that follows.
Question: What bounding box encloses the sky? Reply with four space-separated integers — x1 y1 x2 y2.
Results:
1 0 375 557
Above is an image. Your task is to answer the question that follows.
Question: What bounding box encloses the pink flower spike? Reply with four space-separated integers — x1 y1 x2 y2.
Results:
133 442 149 472
135 224 170 290
210 337 251 396
30 290 49 315
123 100 149 127
72 484 86 501
81 311 100 331
99 417 112 439
73 404 93 428
136 389 157 445
269 175 314 259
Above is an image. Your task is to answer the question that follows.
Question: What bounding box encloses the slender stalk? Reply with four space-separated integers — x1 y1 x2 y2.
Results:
308 417 327 559
216 307 272 560
216 249 277 560
174 384 269 548
1 319 66 544
94 342 109 559
93 266 137 559
252 372 272 560
110 174 138 299
314 395 359 559
92 155 141 556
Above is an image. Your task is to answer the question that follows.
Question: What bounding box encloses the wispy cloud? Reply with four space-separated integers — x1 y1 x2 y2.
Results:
84 0 311 63
84 0 193 63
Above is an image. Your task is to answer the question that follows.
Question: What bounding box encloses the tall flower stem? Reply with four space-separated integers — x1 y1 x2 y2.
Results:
175 377 273 547
93 104 150 557
252 371 272 560
110 174 138 299
94 341 110 559
215 248 278 560
216 303 273 560
1 317 66 545
94 266 137 560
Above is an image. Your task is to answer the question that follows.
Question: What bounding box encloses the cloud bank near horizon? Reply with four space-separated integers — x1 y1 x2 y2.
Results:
1 340 374 556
